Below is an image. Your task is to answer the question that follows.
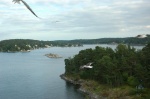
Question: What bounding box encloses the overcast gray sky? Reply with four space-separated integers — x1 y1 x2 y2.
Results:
0 0 150 41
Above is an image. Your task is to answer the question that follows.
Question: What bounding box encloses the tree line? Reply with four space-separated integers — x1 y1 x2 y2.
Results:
1 36 150 52
0 39 82 52
64 43 150 88
57 35 150 45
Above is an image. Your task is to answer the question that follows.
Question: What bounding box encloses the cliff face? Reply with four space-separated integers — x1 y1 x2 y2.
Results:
60 74 144 99
60 74 104 99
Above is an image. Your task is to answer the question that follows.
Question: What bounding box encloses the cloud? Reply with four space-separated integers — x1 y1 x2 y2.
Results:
0 0 150 40
145 25 150 29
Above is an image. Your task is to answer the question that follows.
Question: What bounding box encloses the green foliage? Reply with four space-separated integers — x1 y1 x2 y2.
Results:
127 76 139 87
58 36 150 45
0 39 82 52
64 43 150 89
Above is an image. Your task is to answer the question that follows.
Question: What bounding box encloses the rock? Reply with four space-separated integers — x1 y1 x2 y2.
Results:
60 74 105 99
45 53 62 58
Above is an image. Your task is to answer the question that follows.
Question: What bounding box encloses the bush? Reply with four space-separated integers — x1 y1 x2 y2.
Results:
127 76 139 87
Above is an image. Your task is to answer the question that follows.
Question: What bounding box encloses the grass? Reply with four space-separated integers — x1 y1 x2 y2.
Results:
79 80 149 99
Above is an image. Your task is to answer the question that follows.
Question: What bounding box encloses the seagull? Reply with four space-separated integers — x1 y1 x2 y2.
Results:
12 0 40 18
80 62 93 69
135 34 147 38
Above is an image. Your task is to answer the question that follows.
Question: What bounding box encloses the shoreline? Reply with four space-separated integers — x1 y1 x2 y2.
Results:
60 74 145 99
60 74 104 99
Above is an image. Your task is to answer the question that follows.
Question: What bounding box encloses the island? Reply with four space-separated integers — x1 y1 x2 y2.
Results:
1 35 150 52
61 43 150 99
56 34 150 45
0 39 83 52
45 53 62 58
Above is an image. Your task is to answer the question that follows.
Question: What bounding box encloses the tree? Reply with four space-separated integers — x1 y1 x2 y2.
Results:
64 43 150 88
140 43 150 87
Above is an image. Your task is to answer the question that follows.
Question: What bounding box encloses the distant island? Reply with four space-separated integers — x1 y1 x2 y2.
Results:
0 34 150 52
55 34 150 45
0 39 82 52
45 53 62 58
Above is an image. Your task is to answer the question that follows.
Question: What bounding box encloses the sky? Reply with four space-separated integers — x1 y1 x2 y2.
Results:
0 0 150 41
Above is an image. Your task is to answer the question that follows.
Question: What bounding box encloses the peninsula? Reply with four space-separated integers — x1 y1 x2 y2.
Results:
61 43 150 99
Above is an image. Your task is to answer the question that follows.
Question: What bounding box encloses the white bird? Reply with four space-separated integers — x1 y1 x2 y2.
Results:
136 34 147 38
12 0 40 18
80 62 93 69
86 62 93 66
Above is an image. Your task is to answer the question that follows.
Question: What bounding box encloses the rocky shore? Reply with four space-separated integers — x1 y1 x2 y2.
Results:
60 74 105 99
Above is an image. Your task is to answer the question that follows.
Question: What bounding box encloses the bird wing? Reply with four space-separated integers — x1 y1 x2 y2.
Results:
21 0 39 18
84 66 93 69
12 0 21 4
86 62 93 66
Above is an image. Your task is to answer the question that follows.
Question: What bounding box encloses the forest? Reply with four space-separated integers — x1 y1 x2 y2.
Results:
56 35 150 45
0 35 150 52
0 39 82 52
64 43 150 97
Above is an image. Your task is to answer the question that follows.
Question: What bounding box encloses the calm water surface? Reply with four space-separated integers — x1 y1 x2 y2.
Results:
0 44 144 99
